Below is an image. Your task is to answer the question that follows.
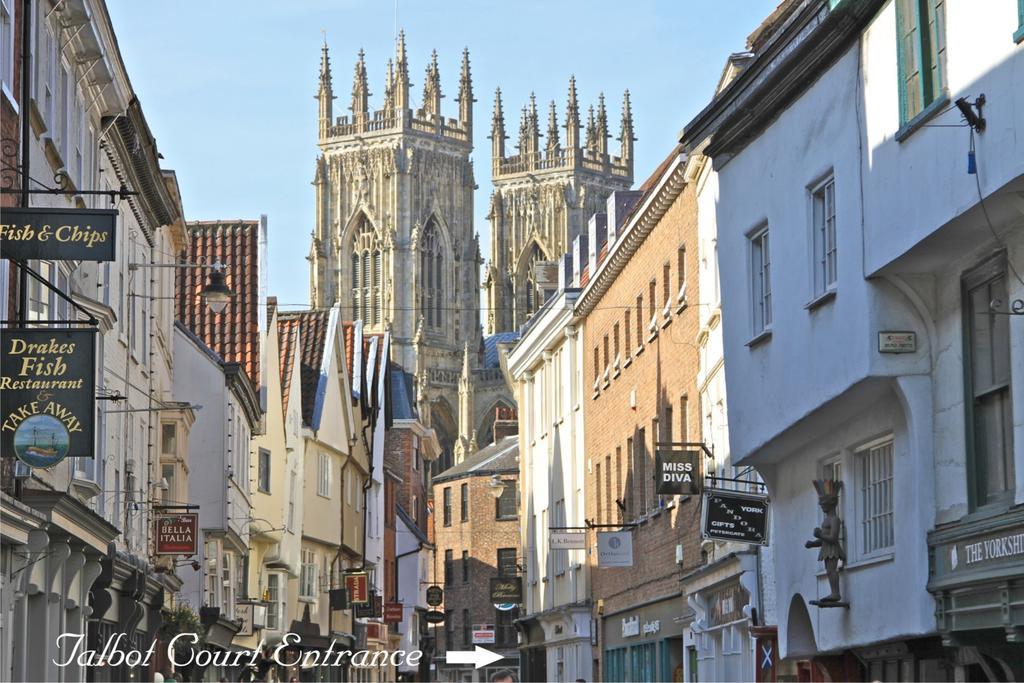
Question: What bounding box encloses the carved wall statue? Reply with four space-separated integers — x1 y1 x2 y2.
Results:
806 479 848 607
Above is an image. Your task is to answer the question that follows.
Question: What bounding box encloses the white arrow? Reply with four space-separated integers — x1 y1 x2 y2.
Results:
445 645 504 669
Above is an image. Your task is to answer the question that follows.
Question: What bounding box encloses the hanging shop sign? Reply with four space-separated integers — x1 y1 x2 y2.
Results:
489 576 523 604
597 531 634 567
384 602 404 624
345 571 370 604
2 328 96 466
426 585 444 607
424 610 446 625
154 513 198 555
550 531 587 549
0 207 118 262
701 490 770 546
656 448 701 495
355 591 382 619
329 588 349 610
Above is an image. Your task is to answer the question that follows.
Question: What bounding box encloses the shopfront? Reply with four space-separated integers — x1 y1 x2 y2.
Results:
928 508 1024 681
602 597 685 683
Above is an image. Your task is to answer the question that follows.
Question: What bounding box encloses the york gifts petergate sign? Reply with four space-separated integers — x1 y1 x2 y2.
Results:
0 207 117 262
155 513 199 555
1 329 96 467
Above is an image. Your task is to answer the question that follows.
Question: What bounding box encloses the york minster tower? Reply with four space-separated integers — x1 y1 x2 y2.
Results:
484 80 635 333
309 34 513 469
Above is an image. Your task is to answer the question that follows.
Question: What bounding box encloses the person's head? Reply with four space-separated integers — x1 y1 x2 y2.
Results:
576 679 587 683
490 671 516 683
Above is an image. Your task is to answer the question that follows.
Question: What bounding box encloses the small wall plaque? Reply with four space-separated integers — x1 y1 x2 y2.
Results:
878 331 916 354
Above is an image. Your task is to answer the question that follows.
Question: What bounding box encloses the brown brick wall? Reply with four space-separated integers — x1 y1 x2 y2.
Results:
431 472 519 654
581 178 704 672
384 427 430 529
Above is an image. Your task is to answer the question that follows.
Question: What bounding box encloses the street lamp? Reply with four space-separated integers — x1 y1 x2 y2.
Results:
127 260 234 314
488 474 506 499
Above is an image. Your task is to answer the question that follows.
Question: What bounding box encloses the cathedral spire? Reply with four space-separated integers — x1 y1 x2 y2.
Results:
620 89 635 172
394 29 410 112
422 49 442 118
491 87 506 166
351 48 369 123
517 105 529 154
458 47 473 132
316 39 335 140
546 100 560 158
596 92 609 156
564 75 580 153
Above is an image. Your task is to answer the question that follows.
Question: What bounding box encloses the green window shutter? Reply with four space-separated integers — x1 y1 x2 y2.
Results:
1016 0 1024 43
896 0 924 122
924 0 946 104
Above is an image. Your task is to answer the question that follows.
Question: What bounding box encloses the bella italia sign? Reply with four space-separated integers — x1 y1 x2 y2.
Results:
0 207 117 262
1 329 96 467
155 513 199 555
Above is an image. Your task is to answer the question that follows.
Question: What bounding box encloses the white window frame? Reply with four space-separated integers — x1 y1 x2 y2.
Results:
855 437 895 559
265 573 282 630
300 548 317 600
749 225 772 337
0 0 14 105
317 451 331 498
811 174 837 299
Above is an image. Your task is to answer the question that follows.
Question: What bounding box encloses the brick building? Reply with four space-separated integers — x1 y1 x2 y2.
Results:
432 436 521 683
578 148 704 682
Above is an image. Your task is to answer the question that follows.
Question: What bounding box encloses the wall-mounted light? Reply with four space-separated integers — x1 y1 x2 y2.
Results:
127 260 234 314
488 474 506 499
955 94 985 132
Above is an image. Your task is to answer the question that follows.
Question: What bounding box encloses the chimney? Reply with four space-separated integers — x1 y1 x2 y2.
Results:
558 253 572 291
572 233 588 287
587 212 608 276
605 190 643 245
492 405 519 443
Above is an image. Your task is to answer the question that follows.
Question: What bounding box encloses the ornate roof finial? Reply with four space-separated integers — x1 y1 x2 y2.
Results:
596 92 609 154
620 89 635 173
383 58 395 111
585 104 597 153
393 29 410 112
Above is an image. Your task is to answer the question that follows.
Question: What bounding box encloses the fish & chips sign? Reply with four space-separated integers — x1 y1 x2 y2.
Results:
0 207 117 262
2 329 96 467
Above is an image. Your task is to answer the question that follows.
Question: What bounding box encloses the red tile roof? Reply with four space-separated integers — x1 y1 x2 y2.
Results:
177 220 261 388
278 309 331 428
277 314 299 416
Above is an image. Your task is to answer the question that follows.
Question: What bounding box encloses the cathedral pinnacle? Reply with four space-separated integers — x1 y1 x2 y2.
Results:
620 89 635 168
565 75 580 151
585 104 597 153
596 92 609 155
458 47 474 128
351 48 369 118
316 40 335 139
546 100 560 157
491 87 506 161
422 49 442 117
394 29 410 110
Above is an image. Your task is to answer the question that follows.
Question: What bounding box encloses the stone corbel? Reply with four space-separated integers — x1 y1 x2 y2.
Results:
688 592 708 634
62 547 87 611
46 538 72 602
79 556 103 618
19 529 50 597
739 561 760 623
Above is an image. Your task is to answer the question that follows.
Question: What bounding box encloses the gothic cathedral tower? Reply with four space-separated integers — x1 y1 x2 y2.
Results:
310 35 511 470
484 79 634 333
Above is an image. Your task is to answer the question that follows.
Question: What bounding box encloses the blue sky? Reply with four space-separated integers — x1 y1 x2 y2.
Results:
107 0 779 310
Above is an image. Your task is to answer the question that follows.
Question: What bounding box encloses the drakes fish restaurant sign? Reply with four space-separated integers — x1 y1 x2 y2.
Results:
0 207 118 262
2 329 96 466
155 514 199 555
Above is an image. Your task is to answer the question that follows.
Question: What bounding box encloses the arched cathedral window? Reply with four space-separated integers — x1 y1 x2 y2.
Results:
420 221 444 329
350 216 382 325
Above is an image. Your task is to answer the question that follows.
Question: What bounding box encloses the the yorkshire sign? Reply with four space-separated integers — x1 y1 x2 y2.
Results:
1 329 96 466
0 207 117 262
155 513 198 555
656 448 701 495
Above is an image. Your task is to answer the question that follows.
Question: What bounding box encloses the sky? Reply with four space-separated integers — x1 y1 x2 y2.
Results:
107 0 779 311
